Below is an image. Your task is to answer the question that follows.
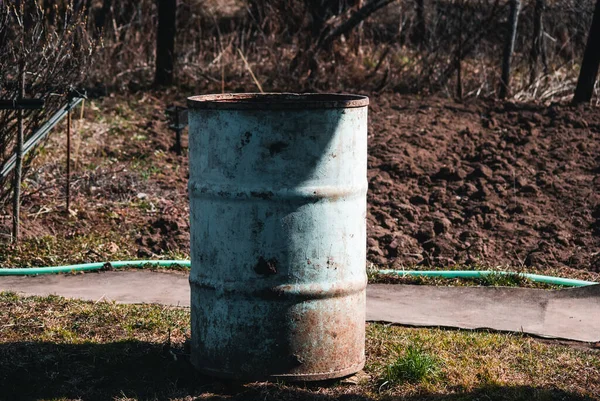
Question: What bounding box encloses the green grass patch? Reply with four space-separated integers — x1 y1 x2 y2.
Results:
0 232 135 268
130 159 162 180
0 232 190 273
384 344 441 384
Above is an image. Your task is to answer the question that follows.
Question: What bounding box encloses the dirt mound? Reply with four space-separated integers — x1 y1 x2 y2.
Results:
136 214 189 257
3 93 599 276
367 95 600 271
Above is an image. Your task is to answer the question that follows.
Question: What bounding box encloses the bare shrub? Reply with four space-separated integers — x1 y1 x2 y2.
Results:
0 1 95 204
11 0 597 102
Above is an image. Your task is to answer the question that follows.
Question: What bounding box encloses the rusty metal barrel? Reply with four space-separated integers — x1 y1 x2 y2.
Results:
187 93 369 381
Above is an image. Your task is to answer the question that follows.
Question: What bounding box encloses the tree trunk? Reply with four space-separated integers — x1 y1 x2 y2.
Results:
43 0 57 26
499 0 521 99
154 0 177 86
94 0 111 37
529 0 545 85
455 0 464 100
435 0 502 90
16 0 34 30
355 0 364 54
413 0 427 46
308 0 328 39
573 0 600 104
73 0 88 13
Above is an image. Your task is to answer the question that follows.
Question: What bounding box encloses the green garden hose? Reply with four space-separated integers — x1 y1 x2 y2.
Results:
0 260 191 276
0 260 596 287
375 269 596 287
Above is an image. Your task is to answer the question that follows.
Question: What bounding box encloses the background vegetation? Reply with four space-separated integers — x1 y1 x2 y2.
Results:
1 0 600 245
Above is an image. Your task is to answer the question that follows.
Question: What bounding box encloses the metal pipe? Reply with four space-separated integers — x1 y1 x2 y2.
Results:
66 110 71 212
0 96 84 180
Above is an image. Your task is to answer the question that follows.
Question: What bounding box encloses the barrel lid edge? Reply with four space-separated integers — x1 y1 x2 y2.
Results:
187 93 369 110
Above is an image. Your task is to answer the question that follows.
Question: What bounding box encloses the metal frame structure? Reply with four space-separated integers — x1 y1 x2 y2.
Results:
165 105 188 155
0 95 84 180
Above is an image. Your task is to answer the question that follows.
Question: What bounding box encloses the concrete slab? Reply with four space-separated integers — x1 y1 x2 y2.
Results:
367 284 600 343
1 271 598 342
0 270 191 306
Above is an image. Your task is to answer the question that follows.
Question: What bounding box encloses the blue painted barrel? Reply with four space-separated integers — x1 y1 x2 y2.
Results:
187 93 369 381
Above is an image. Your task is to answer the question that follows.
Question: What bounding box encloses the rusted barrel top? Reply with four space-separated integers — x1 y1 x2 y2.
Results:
187 93 369 109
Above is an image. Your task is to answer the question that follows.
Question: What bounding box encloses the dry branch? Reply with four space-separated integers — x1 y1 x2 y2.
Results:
0 1 95 206
316 0 397 52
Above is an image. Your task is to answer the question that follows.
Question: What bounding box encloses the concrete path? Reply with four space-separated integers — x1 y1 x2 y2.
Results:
368 284 600 343
1 270 599 343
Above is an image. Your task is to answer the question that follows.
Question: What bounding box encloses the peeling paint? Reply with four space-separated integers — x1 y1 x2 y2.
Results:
254 256 278 275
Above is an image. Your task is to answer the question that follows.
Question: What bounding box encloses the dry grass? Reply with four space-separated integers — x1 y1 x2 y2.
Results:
88 0 598 104
1 292 598 401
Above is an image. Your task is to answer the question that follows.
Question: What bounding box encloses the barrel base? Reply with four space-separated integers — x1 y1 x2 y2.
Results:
193 359 365 382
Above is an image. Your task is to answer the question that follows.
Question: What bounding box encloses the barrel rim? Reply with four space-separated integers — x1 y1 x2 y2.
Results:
192 359 366 381
187 93 369 110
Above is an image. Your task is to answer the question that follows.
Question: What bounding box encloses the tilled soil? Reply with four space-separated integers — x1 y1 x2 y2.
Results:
2 93 599 274
367 95 600 271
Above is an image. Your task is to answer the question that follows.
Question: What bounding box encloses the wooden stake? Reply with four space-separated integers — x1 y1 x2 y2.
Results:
12 60 25 243
75 100 85 167
66 109 71 213
221 59 225 94
79 99 85 121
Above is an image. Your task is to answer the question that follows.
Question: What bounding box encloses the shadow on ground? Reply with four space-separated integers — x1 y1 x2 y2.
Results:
0 341 595 401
